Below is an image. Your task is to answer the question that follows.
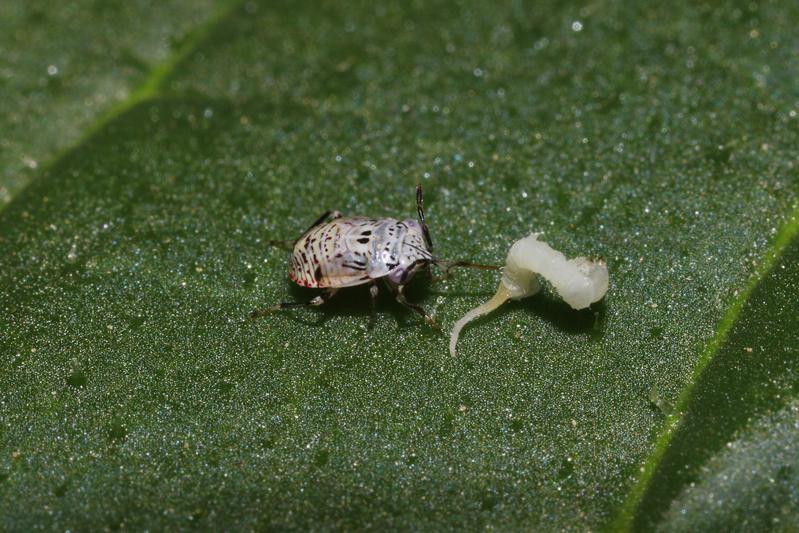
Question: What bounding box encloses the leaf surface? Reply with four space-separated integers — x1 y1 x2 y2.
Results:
1 1 798 530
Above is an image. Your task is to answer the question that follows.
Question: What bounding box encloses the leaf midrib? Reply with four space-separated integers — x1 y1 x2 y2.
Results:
607 205 799 531
0 0 244 217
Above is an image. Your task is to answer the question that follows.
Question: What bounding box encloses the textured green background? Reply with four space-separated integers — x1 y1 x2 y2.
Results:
1 0 798 530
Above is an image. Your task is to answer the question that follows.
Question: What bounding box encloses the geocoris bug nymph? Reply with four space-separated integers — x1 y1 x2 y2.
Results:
252 185 498 329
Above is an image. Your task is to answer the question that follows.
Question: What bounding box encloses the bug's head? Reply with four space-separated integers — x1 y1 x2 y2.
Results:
416 184 433 251
388 252 432 285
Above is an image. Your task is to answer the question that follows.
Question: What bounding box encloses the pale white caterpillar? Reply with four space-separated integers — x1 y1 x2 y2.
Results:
449 234 609 357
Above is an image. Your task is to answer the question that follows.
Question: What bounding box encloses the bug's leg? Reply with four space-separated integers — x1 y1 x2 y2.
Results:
300 210 342 236
271 211 344 250
268 239 295 250
251 288 339 318
368 282 379 329
390 283 440 331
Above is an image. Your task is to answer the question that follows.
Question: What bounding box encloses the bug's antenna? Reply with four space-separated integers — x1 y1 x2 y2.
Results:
416 184 434 250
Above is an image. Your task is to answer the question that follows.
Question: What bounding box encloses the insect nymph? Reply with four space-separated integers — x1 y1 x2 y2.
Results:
253 185 496 328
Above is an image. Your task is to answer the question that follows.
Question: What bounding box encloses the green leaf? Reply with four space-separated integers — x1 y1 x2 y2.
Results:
618 229 799 531
0 0 225 205
2 1 798 530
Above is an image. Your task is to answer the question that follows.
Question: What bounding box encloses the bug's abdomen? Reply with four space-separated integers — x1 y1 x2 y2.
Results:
288 217 380 288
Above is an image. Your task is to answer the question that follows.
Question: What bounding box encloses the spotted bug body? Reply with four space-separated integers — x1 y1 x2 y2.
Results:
289 217 433 289
253 186 497 329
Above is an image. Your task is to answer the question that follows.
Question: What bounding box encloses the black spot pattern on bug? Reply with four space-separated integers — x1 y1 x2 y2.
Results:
287 211 433 289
